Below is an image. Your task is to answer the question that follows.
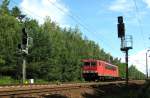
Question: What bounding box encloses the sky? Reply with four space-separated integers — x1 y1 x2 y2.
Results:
1 0 150 74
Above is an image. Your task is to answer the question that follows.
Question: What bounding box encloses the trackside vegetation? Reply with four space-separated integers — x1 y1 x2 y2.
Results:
0 0 145 84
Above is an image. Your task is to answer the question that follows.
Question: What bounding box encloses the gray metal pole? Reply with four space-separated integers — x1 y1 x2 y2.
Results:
22 57 26 83
146 52 148 79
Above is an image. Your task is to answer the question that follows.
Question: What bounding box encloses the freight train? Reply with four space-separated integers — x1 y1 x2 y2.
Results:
81 59 119 81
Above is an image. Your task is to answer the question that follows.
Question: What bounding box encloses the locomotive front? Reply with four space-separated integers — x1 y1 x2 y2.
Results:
81 59 98 81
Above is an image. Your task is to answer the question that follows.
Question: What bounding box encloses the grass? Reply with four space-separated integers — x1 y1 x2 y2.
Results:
0 76 19 85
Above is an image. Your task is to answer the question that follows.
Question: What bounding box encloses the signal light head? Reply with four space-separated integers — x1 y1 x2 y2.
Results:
118 16 123 24
117 23 125 38
22 28 28 46
117 16 125 38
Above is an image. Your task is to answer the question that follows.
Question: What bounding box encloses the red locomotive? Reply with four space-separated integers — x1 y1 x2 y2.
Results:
81 59 119 81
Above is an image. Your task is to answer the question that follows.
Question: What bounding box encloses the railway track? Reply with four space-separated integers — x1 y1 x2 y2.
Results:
0 80 145 97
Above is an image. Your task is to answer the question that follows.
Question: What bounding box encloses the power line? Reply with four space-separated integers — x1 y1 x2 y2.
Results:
47 0 119 53
11 0 119 55
130 0 148 79
132 0 147 49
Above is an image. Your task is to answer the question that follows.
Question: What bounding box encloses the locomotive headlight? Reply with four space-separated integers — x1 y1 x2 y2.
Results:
83 71 88 73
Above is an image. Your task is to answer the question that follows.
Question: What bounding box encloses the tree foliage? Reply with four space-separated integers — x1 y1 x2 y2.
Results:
129 65 145 79
11 6 21 17
0 0 145 82
0 0 10 16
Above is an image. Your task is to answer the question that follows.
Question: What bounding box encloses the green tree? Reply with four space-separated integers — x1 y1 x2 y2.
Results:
118 63 126 78
0 0 10 16
129 65 145 79
0 15 21 78
0 4 129 82
11 6 21 17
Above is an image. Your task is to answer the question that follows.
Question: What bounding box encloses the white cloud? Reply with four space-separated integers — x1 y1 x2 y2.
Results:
19 0 69 24
143 0 150 8
122 49 150 74
129 50 146 74
109 0 134 13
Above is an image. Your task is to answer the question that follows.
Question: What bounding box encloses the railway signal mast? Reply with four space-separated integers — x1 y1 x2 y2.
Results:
18 27 28 84
18 15 32 84
117 16 133 85
22 28 28 84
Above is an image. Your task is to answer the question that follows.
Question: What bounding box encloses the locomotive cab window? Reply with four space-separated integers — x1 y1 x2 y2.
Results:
84 62 96 66
84 62 90 66
91 62 96 66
